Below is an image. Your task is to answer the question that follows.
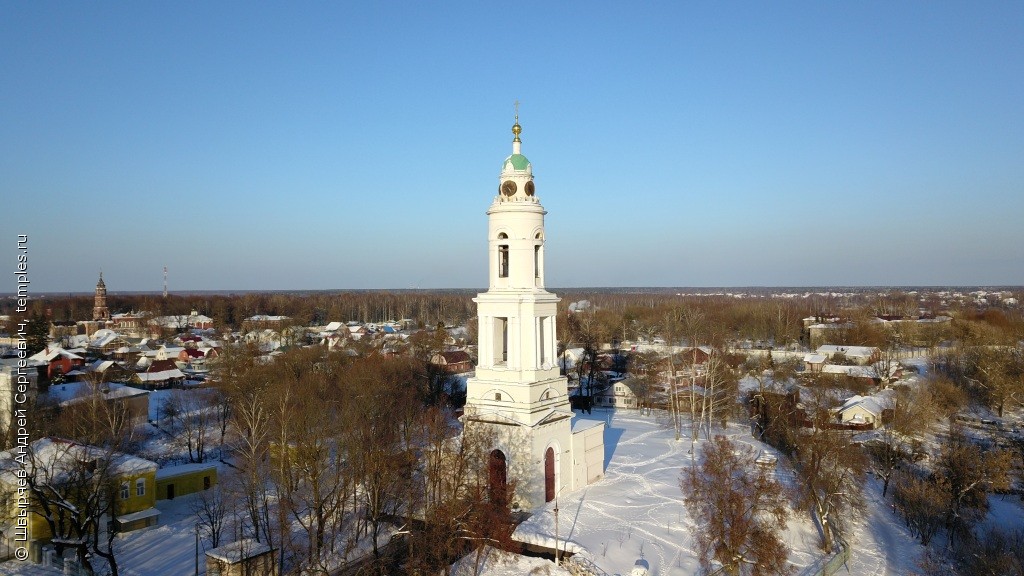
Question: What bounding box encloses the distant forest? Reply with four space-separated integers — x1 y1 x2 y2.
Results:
4 287 1022 346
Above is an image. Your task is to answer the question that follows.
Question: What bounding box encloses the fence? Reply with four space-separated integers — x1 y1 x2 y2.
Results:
818 542 851 576
39 546 94 576
799 540 851 576
564 554 614 576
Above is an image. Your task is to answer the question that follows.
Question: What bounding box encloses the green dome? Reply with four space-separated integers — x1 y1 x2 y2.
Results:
504 153 530 171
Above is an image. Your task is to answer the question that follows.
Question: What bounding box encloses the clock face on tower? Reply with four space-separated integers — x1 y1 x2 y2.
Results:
525 181 535 196
501 180 517 197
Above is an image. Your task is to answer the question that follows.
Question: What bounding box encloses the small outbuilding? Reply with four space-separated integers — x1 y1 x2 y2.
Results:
206 538 277 576
156 462 217 500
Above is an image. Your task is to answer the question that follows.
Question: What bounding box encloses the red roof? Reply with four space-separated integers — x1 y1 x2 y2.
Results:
148 359 179 373
439 350 471 364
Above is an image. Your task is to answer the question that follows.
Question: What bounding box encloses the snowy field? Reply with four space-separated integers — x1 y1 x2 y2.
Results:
513 410 924 576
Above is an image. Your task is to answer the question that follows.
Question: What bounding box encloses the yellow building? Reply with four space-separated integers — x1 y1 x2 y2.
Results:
0 437 159 548
156 462 217 500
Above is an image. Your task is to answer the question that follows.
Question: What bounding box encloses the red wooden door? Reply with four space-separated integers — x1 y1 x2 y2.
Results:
489 450 507 506
545 447 555 502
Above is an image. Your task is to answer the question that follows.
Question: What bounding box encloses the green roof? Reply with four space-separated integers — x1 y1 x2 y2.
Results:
504 154 530 171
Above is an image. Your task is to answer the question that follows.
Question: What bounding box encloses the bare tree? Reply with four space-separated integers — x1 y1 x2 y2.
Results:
934 426 1013 546
953 528 1024 575
221 347 275 548
794 389 865 551
865 386 932 497
166 389 215 463
699 348 739 439
892 470 946 546
192 483 230 549
11 437 132 576
971 345 1022 418
408 414 518 575
682 435 792 575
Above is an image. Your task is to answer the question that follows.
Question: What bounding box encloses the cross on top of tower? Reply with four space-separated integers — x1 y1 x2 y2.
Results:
512 100 522 143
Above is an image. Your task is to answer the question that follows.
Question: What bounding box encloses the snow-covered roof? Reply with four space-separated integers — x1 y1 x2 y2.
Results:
89 329 123 347
0 437 157 486
27 346 83 363
803 353 828 364
206 539 273 563
90 359 117 372
450 545 570 575
136 369 185 382
570 417 604 434
245 315 289 322
116 507 161 524
836 390 895 417
155 462 217 481
49 382 148 405
816 345 878 358
821 364 878 378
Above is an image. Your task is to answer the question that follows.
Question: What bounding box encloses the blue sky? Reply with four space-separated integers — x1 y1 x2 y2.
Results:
2 2 1022 292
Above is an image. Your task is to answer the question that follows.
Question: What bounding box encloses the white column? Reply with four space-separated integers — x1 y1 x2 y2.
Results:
480 316 491 367
510 317 520 370
536 316 543 369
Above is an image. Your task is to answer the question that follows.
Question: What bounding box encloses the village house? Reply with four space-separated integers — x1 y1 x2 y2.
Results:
430 350 473 374
592 378 640 409
150 311 215 333
48 320 79 343
815 345 880 365
84 359 136 383
88 328 132 355
833 390 896 428
155 462 218 500
801 317 850 349
322 331 348 351
46 381 151 424
819 364 881 387
108 312 149 337
26 346 85 381
134 358 186 389
0 437 160 548
242 315 290 332
803 353 828 373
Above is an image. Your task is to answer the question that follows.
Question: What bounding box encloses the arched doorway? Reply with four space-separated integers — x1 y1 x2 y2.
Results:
488 449 508 507
545 447 556 502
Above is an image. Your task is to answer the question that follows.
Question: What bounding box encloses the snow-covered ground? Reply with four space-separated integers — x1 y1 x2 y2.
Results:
4 396 1007 576
0 493 208 576
513 410 924 576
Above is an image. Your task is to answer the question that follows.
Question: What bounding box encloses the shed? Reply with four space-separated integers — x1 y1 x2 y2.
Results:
156 462 217 500
206 538 277 576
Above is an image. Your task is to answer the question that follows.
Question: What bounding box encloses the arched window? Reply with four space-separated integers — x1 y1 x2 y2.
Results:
497 233 509 278
534 233 543 280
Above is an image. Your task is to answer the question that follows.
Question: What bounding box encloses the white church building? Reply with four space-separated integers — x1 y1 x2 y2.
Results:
463 115 605 510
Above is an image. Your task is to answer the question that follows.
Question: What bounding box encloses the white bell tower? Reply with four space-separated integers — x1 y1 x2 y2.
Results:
465 112 603 510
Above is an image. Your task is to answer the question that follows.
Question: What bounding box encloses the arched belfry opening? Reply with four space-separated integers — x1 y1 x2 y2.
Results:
497 233 509 278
